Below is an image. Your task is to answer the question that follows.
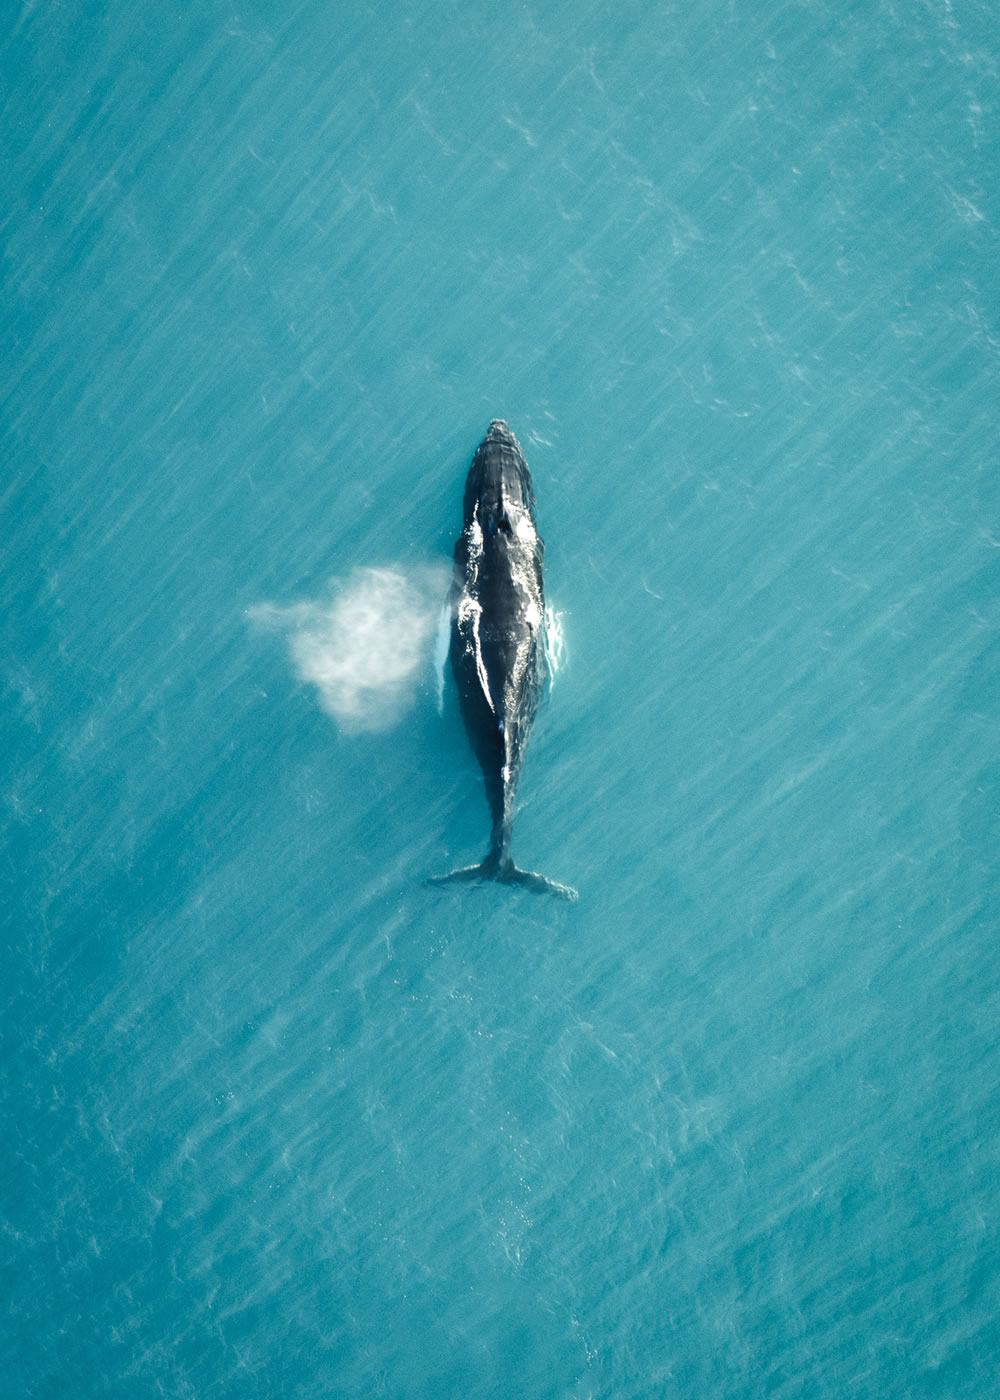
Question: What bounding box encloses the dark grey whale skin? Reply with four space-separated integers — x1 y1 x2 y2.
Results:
431 420 576 900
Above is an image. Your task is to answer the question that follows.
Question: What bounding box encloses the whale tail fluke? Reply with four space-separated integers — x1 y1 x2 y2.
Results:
428 853 577 901
500 863 578 901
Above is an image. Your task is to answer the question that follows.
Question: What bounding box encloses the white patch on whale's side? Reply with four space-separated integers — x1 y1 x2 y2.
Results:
543 603 568 685
249 563 450 733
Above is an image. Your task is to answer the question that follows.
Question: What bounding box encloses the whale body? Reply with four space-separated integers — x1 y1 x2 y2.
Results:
431 420 576 900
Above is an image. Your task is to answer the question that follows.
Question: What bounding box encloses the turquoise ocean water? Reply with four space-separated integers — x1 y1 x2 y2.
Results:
3 0 998 1395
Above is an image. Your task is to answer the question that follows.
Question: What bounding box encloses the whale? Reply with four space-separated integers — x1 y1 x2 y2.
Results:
431 420 577 900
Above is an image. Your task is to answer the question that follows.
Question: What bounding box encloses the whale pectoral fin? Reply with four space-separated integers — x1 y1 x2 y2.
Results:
432 604 453 715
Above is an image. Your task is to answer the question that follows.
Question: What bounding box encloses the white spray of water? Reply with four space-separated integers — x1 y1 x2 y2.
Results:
249 564 451 734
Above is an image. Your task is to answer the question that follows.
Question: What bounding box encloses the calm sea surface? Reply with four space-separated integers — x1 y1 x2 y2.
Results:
3 0 998 1395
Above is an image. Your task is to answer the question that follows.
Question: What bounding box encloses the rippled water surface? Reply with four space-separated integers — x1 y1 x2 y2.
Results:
4 1 998 1395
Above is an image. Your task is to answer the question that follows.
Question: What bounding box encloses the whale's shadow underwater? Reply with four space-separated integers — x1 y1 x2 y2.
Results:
431 420 577 900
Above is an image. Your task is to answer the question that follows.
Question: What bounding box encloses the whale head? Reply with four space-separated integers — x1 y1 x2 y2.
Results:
462 420 537 536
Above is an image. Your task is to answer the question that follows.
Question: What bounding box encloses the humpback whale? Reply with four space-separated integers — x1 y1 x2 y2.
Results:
431 420 577 900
